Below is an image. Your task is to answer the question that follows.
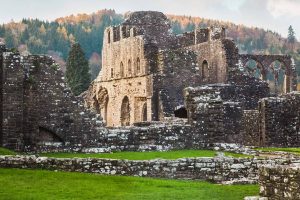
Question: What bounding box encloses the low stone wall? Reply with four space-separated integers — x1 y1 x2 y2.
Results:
259 164 300 200
0 155 296 184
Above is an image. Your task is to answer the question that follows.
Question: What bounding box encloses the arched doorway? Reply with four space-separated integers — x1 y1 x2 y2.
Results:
142 103 147 121
202 60 209 79
121 96 130 126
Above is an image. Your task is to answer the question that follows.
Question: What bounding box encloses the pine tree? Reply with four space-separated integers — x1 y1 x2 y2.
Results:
288 25 296 44
66 43 91 95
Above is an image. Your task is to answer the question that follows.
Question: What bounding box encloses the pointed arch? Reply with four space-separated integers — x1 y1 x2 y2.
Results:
120 62 124 77
121 96 130 126
136 57 141 74
202 60 209 79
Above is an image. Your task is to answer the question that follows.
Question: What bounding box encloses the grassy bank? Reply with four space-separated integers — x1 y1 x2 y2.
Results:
0 147 16 155
41 150 250 160
0 168 259 200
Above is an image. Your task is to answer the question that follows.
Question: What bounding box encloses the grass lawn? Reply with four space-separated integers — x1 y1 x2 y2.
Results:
41 150 251 160
256 147 300 155
0 147 16 155
0 168 259 200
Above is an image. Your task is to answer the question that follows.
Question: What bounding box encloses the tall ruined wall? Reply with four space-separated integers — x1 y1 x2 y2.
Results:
22 55 106 149
185 39 230 84
184 85 244 143
186 38 238 84
259 92 300 147
0 49 107 151
1 52 25 150
92 28 152 126
0 44 6 146
153 49 201 120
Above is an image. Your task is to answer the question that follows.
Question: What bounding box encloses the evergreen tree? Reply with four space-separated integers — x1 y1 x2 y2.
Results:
66 43 91 95
288 25 296 44
4 30 15 48
20 28 30 43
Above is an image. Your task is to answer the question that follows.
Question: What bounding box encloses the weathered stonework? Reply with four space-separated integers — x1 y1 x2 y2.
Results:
259 164 300 200
0 155 297 184
85 11 296 128
259 92 300 147
0 47 106 151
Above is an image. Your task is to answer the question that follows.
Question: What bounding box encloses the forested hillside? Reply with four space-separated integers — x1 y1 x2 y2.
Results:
0 9 299 80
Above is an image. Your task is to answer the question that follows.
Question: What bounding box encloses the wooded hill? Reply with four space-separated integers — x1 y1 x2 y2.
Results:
0 9 299 80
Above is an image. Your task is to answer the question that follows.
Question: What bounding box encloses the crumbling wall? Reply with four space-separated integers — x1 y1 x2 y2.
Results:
242 110 260 146
259 92 300 147
259 165 300 200
0 48 107 151
153 49 201 119
0 44 6 146
232 74 270 109
184 84 243 143
1 52 25 151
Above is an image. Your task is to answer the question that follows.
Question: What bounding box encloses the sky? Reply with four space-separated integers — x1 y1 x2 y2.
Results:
0 0 299 39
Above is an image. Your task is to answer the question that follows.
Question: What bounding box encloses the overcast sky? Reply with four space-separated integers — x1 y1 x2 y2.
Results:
0 0 299 39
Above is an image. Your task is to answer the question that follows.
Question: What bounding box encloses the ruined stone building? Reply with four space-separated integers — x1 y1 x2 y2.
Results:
0 44 105 151
0 11 299 152
85 11 297 127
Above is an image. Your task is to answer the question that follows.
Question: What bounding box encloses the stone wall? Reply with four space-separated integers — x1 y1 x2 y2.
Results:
259 165 300 199
154 49 201 119
259 92 300 147
0 155 295 184
184 84 246 144
242 110 260 146
0 48 106 151
1 52 25 151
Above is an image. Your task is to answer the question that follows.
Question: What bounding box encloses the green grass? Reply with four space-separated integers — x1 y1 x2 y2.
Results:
0 147 16 155
255 147 300 155
0 168 259 200
41 150 251 160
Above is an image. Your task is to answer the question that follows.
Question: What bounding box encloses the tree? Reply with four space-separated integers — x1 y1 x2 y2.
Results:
66 43 91 95
288 25 296 44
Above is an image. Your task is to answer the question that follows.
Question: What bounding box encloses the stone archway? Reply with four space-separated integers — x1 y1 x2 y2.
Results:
121 96 130 126
243 59 266 80
239 54 297 93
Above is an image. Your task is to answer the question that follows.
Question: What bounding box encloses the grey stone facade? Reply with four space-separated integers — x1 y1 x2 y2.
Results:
0 47 106 151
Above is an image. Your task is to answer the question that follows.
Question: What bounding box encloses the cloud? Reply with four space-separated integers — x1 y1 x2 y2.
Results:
222 0 246 11
267 0 300 18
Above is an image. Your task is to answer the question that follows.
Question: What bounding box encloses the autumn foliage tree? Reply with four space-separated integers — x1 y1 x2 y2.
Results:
66 43 91 95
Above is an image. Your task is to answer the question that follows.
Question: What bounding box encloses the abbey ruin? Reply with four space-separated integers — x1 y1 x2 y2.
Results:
0 11 299 152
85 11 297 127
1 11 300 199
